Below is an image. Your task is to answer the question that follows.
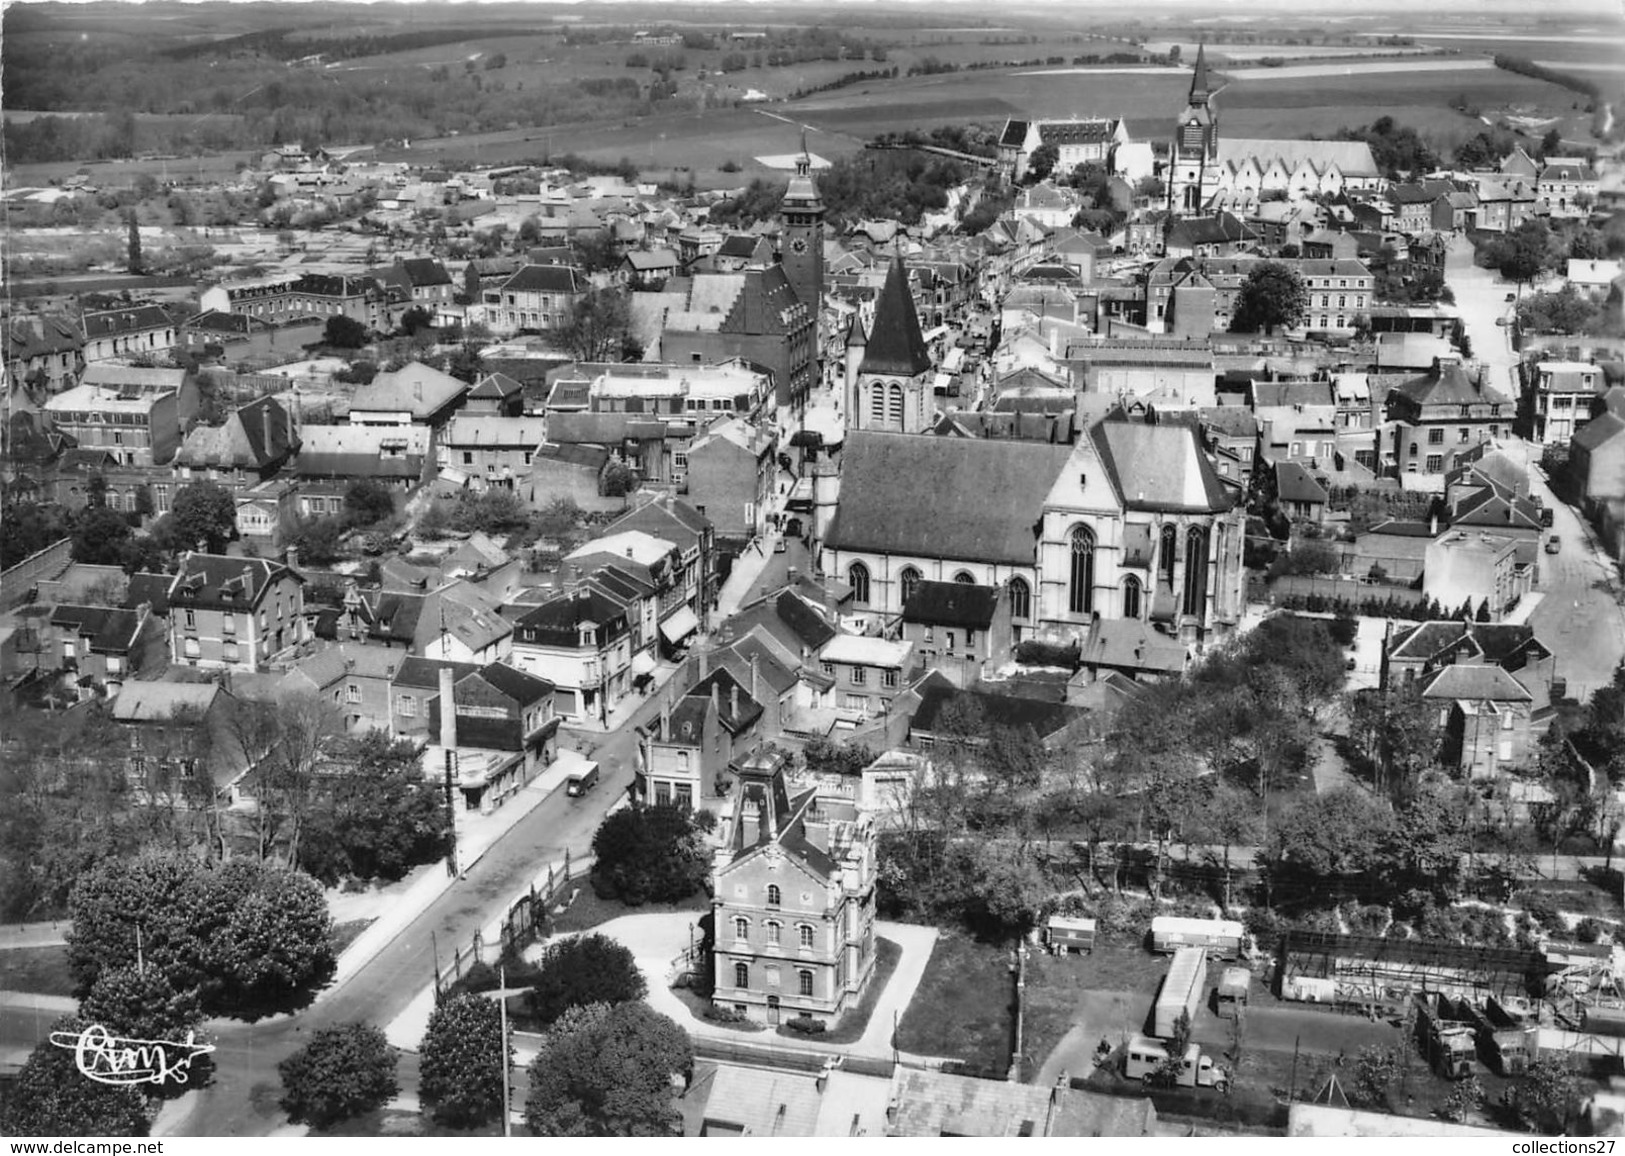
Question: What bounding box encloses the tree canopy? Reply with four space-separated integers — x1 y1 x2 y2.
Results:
323 315 368 348
168 481 237 554
2 1016 150 1137
1229 262 1309 335
590 805 711 905
419 992 510 1127
560 287 638 362
524 1001 692 1137
296 732 452 885
278 1023 399 1129
527 933 648 1026
66 850 335 1019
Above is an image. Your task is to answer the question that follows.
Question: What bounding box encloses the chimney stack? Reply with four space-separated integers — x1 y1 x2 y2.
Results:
731 683 740 718
699 646 710 680
261 401 273 458
660 687 673 739
750 653 760 703
285 546 299 571
438 664 458 753
711 681 720 716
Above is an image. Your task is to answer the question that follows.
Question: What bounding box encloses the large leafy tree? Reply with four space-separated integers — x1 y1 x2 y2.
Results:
323 315 368 348
278 1023 399 1129
559 287 637 362
527 933 647 1026
590 805 711 905
168 481 237 554
419 992 510 1128
80 965 209 1096
71 504 133 566
1230 261 1309 335
343 479 395 527
524 1002 692 1137
1514 1059 1583 1134
3 1016 150 1136
66 851 335 1019
297 733 451 885
1262 788 1396 910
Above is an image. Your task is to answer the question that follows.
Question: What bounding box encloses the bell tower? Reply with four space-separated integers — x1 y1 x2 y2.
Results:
779 133 825 353
1168 43 1218 216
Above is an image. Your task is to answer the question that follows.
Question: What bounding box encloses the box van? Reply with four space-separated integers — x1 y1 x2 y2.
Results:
566 761 600 798
1123 1035 1229 1090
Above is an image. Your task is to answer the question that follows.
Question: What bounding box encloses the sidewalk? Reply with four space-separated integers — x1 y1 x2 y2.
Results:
561 655 684 736
0 921 69 950
324 751 591 998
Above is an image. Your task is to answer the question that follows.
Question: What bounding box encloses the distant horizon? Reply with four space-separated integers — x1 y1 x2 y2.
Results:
3 0 1621 13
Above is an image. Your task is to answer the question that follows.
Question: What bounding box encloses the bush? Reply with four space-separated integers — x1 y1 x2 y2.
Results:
278 1023 399 1129
1523 894 1565 935
786 1015 826 1035
1576 917 1605 944
1014 639 1080 669
703 1004 748 1024
526 934 647 1026
590 806 710 905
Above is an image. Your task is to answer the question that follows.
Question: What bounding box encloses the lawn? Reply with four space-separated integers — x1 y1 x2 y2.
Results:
544 884 711 937
894 930 1015 1077
774 935 902 1045
330 918 375 957
1021 942 1167 1081
0 945 78 998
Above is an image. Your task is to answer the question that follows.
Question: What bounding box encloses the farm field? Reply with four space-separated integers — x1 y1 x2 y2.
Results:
1223 59 1497 81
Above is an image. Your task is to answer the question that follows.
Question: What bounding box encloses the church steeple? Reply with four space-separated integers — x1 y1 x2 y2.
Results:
1188 42 1210 106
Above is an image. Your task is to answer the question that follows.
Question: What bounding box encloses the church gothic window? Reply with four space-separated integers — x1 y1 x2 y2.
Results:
899 567 922 606
848 562 871 606
1123 576 1142 620
870 384 885 425
953 571 975 584
1183 527 1209 619
1068 527 1095 615
1008 577 1031 620
1158 525 1178 589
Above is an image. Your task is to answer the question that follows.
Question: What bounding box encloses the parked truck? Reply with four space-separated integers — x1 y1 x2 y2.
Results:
1154 947 1208 1040
1456 994 1536 1076
1215 967 1251 1018
566 761 600 798
1123 1035 1230 1091
1414 993 1476 1079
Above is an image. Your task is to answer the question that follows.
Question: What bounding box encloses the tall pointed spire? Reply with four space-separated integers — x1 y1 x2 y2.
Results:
797 128 811 177
859 254 931 378
1189 42 1210 105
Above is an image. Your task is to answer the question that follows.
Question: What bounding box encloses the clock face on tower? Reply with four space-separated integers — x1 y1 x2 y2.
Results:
790 237 809 255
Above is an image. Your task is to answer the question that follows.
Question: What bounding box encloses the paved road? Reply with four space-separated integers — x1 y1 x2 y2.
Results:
1445 235 1519 397
1526 463 1625 702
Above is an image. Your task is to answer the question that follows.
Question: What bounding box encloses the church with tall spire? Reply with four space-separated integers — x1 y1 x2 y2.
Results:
1164 43 1383 217
847 254 933 435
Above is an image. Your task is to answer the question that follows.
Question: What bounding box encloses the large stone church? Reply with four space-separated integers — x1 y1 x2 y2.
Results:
1166 45 1383 216
819 420 1246 649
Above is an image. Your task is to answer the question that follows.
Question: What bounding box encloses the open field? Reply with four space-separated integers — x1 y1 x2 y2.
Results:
1143 42 1442 61
1224 59 1497 81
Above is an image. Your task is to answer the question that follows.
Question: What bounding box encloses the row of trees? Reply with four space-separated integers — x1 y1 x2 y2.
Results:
1 479 240 573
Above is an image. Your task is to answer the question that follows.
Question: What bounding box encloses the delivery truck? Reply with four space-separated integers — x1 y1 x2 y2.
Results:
1123 1035 1229 1091
566 761 600 798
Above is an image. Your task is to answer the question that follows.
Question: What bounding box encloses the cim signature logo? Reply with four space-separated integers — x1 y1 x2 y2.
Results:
49 1024 216 1087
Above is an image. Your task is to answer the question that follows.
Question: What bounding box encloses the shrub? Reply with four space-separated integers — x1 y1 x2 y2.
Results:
278 1023 399 1129
1523 894 1565 935
1576 917 1605 944
1014 639 1080 669
786 1015 826 1035
526 934 647 1026
703 1004 748 1025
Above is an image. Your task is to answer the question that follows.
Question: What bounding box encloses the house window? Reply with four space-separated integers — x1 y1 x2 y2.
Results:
346 683 361 704
184 608 196 629
224 641 240 662
766 921 781 946
850 667 867 686
953 571 975 584
1426 454 1443 473
399 694 417 717
848 562 871 606
655 782 672 806
1459 428 1470 443
1123 575 1143 620
183 637 201 658
734 962 750 989
1069 526 1095 615
1009 577 1031 620
462 452 474 465
899 567 922 605
799 925 814 950
1502 711 1514 731
734 917 749 942
883 669 898 689
767 884 781 907
945 631 956 652
1428 428 1444 445
675 783 692 809
799 970 814 997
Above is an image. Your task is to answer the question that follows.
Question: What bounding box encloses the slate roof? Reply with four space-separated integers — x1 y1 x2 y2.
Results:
176 396 299 470
689 668 765 734
1422 663 1533 703
124 572 173 615
82 305 173 339
1275 461 1329 505
50 604 144 652
773 590 837 651
1078 619 1190 676
910 674 1081 740
350 362 469 420
825 432 1073 565
998 119 1030 148
111 680 223 722
469 372 524 400
1393 359 1511 409
1036 119 1117 146
1089 421 1233 514
168 553 300 612
859 256 932 378
719 264 810 335
902 580 1000 628
1574 411 1625 451
392 655 479 690
607 495 710 555
501 264 582 294
473 660 556 704
400 257 452 287
295 424 429 479
1215 138 1379 177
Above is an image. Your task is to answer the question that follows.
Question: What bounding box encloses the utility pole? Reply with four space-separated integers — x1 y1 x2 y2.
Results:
499 965 511 1137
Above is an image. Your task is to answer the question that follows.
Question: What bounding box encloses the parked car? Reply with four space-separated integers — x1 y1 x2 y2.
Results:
1539 506 1554 528
1546 535 1562 554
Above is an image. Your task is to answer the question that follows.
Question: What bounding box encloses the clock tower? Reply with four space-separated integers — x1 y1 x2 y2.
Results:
779 134 825 355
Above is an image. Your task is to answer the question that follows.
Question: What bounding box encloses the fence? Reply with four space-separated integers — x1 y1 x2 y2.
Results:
432 851 596 999
690 1036 932 1081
